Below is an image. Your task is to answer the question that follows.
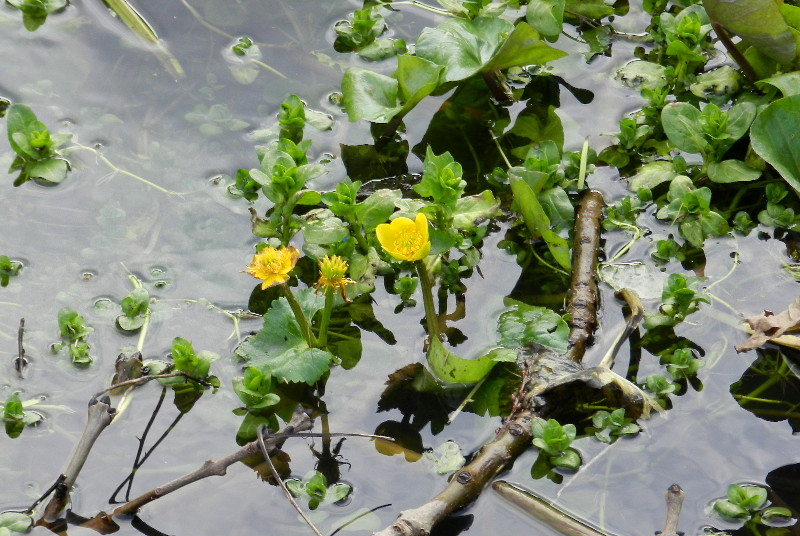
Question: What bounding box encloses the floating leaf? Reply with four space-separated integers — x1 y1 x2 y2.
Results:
497 301 570 353
426 336 496 384
736 296 800 352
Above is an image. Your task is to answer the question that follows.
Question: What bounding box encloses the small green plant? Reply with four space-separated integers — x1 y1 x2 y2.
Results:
644 273 708 329
6 104 71 185
531 417 581 470
117 287 150 331
0 510 33 535
2 392 44 439
6 0 67 31
286 470 350 510
589 408 640 443
661 347 703 381
713 484 791 523
51 307 94 366
655 176 730 247
0 256 22 287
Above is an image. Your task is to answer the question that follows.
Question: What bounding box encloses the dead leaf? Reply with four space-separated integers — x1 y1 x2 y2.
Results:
736 297 800 352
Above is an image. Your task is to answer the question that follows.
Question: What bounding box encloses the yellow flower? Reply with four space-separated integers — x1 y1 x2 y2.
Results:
243 246 300 289
315 255 354 299
376 213 431 261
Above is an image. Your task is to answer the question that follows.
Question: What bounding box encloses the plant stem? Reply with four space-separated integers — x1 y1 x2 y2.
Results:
282 284 317 347
711 22 758 85
415 259 441 340
317 287 335 348
66 144 180 195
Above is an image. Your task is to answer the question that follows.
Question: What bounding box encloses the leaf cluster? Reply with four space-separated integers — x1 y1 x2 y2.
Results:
7 0 67 31
531 417 581 471
0 256 22 288
51 307 94 366
6 104 71 186
713 484 791 523
2 393 44 439
286 470 350 510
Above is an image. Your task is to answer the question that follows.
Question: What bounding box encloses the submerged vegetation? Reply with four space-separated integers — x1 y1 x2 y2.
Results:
5 0 800 534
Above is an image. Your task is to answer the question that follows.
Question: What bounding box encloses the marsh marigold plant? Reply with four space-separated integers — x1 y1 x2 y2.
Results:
376 213 431 261
243 245 300 289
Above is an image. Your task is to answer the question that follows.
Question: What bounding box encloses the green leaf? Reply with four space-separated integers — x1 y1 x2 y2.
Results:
661 102 709 155
484 21 568 72
526 0 565 38
358 189 402 231
341 68 402 123
0 511 33 533
452 190 499 229
57 308 93 341
422 441 466 474
714 499 750 519
628 161 678 191
751 95 800 196
497 301 569 353
171 337 218 378
234 288 333 385
302 214 349 245
426 336 496 383
509 172 571 270
550 448 582 470
703 0 796 64
707 160 761 183
756 72 800 97
394 54 444 114
416 17 511 82
690 66 741 98
615 61 668 90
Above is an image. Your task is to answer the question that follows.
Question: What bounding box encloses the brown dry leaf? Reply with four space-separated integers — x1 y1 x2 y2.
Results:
736 297 800 352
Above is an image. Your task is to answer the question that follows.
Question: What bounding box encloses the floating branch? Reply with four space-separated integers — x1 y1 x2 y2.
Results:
111 409 313 516
565 190 605 363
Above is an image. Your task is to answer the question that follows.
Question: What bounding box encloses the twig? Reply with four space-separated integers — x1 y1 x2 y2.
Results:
109 389 184 503
112 409 312 516
41 396 117 521
660 484 684 536
257 425 323 536
598 289 644 369
373 409 535 536
16 318 27 378
565 190 605 362
492 481 612 536
92 372 202 400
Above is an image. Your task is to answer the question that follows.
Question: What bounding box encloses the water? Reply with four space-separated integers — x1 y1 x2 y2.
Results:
2 1 800 535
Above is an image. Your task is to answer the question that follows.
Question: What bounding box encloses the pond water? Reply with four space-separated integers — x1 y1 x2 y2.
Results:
2 1 800 536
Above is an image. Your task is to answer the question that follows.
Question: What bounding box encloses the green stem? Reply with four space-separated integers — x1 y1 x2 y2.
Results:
390 1 456 17
282 284 316 347
66 144 181 195
317 287 335 348
415 260 440 341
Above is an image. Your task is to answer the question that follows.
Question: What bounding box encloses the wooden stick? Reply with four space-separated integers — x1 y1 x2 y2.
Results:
42 397 116 521
112 409 312 516
565 190 605 362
